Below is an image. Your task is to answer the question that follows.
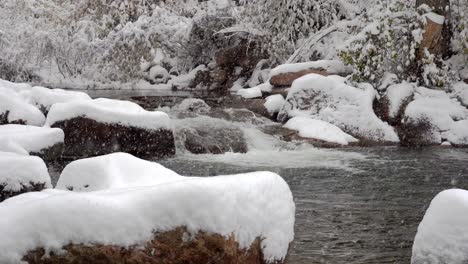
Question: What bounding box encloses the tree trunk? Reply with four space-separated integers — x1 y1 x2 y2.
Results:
416 0 452 58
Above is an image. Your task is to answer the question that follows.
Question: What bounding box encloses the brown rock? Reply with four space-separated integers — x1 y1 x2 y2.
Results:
51 117 175 159
270 69 330 87
23 228 277 264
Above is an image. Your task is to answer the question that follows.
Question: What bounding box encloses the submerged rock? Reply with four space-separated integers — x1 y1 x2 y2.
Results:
23 228 267 264
46 99 175 159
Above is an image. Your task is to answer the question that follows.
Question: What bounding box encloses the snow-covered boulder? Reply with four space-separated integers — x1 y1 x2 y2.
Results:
0 152 52 202
375 82 415 125
173 98 211 114
46 98 175 158
412 189 468 264
0 125 64 160
29 86 91 114
237 86 263 99
0 90 45 126
453 82 468 107
284 117 358 146
399 87 468 147
278 74 399 144
56 153 182 192
269 60 352 87
264 94 285 116
1 154 295 264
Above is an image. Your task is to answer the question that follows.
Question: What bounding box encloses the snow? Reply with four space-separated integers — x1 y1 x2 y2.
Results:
29 86 91 112
405 87 468 132
270 60 352 78
0 125 64 154
0 152 51 192
423 12 445 25
264 95 285 115
0 79 32 93
279 74 400 142
0 154 295 263
386 82 415 118
237 87 262 99
453 82 468 106
412 189 468 263
56 153 183 192
0 91 45 126
46 98 172 130
173 98 211 114
284 117 358 145
148 65 170 83
442 120 468 146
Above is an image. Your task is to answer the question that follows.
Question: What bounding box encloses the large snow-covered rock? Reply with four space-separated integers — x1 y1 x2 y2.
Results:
0 90 45 126
278 74 399 144
412 189 468 264
400 87 468 146
56 153 182 192
29 86 91 114
0 152 52 202
0 154 295 264
46 98 175 158
453 82 468 107
284 117 358 146
269 60 352 87
0 125 64 160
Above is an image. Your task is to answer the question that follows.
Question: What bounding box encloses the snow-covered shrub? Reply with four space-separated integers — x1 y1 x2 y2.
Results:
451 0 468 56
239 0 355 62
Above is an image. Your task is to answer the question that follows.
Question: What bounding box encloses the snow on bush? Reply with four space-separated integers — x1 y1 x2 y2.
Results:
46 98 172 130
412 189 468 264
0 153 295 263
279 74 399 142
0 125 64 155
284 117 358 145
0 152 51 193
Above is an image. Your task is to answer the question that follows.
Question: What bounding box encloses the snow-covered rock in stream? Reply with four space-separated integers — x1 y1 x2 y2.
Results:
28 86 92 114
0 153 295 264
412 189 468 264
264 94 285 116
0 152 51 202
269 60 353 87
0 125 64 160
399 87 468 147
0 89 45 126
46 98 175 158
284 117 358 146
278 74 399 144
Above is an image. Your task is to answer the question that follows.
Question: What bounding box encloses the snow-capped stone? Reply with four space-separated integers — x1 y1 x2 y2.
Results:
29 86 91 114
278 74 399 143
442 120 468 147
46 98 175 158
0 154 295 263
0 90 45 126
386 83 415 119
269 60 352 87
264 94 285 115
400 87 468 146
0 152 52 202
0 125 64 160
148 65 170 84
453 82 468 107
412 189 468 264
173 98 211 114
237 86 262 99
284 117 358 145
56 153 182 192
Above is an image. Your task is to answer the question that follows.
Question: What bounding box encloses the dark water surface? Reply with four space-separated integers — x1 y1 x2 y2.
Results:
49 147 468 264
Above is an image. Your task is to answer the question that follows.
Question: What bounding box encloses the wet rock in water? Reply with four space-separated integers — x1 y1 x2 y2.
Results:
46 98 175 159
23 228 266 264
269 60 352 87
179 126 247 154
0 125 64 161
0 152 51 202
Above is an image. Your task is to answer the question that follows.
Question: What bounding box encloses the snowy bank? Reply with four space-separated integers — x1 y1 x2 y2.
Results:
0 153 295 263
0 125 64 160
46 98 175 158
278 74 399 143
0 152 51 202
412 189 468 264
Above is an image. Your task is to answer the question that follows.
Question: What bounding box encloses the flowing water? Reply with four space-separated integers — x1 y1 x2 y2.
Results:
48 92 468 263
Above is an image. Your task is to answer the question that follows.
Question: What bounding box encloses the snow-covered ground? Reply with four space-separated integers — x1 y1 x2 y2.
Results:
0 153 295 264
